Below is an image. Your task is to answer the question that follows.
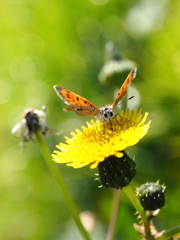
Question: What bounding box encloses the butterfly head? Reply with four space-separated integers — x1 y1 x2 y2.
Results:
98 105 114 122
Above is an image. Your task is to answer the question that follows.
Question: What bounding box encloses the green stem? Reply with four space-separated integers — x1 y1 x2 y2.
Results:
156 225 180 240
122 184 151 236
35 132 91 240
106 190 120 240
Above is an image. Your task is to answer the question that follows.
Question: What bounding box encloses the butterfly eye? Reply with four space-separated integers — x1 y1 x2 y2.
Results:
104 113 108 118
110 112 113 117
103 110 113 119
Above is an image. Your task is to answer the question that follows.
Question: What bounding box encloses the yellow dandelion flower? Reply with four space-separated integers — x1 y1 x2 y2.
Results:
52 108 151 168
52 108 151 188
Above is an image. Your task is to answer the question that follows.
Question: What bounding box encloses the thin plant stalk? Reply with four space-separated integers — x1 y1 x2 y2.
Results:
123 184 150 236
106 190 120 240
35 132 91 240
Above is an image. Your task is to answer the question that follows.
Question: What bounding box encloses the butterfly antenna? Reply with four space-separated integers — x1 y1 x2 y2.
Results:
127 96 134 101
116 96 135 107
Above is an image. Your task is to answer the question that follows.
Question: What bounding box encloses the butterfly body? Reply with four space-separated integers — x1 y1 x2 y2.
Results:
54 68 137 122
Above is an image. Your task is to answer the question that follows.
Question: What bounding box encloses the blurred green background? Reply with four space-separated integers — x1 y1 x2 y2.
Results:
1 0 180 239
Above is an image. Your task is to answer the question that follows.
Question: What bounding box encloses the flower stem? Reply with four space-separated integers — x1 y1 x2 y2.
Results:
156 225 180 240
106 190 120 240
122 184 151 236
35 132 91 240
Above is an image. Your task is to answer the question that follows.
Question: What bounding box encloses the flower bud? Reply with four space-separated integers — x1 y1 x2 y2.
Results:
136 182 166 211
97 151 136 189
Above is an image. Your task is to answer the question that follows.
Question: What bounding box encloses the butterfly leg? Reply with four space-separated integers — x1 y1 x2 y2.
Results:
113 113 124 127
109 118 114 132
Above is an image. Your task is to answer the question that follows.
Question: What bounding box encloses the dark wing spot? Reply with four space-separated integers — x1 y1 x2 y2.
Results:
66 92 70 98
84 100 87 104
76 96 80 101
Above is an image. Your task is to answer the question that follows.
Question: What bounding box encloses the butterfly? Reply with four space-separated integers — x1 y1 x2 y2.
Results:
54 68 137 122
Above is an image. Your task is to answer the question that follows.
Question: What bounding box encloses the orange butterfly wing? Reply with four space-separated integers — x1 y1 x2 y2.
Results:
112 68 137 109
64 105 99 117
54 86 98 109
